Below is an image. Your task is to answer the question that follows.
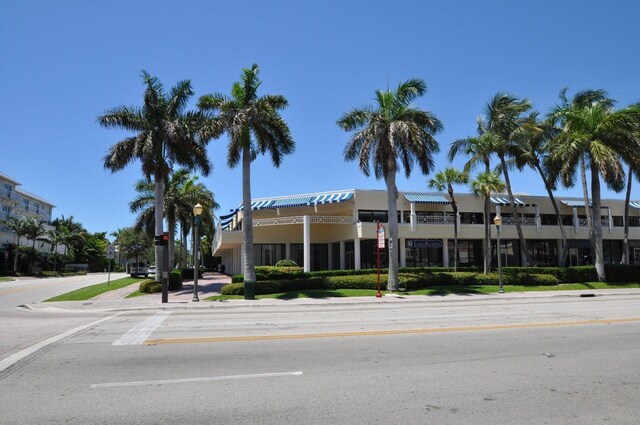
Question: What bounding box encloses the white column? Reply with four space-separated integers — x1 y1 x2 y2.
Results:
354 238 361 270
442 238 449 267
303 215 311 272
328 243 334 270
399 238 407 268
285 243 291 260
495 205 501 218
535 205 541 232
573 207 578 233
410 202 417 232
339 241 346 270
608 208 613 233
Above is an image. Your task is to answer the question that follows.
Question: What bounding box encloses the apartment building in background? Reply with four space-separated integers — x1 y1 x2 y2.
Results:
0 171 56 251
213 188 640 275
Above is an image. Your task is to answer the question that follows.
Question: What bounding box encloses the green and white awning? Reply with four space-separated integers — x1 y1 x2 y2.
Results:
490 197 534 207
561 200 609 208
630 202 640 209
313 192 354 205
270 197 315 209
404 194 450 205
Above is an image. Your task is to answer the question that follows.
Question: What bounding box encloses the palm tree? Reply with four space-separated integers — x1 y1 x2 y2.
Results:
99 71 211 277
550 90 640 280
621 103 640 264
40 224 80 271
449 129 500 274
471 171 505 274
337 78 442 291
513 113 570 265
481 93 535 266
199 64 294 299
2 215 29 272
24 217 46 273
427 167 469 271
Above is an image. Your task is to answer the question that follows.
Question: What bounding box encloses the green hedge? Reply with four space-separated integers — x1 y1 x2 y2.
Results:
221 272 560 295
180 268 203 280
37 271 87 278
275 259 298 267
140 280 162 293
169 270 183 290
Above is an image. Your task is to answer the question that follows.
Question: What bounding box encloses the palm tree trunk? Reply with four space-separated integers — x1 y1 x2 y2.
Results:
449 186 458 272
13 235 20 272
385 170 399 291
500 156 534 266
580 156 594 257
535 163 569 265
182 223 189 269
623 166 632 264
484 161 491 274
154 170 164 280
591 162 606 281
168 219 176 270
242 144 257 297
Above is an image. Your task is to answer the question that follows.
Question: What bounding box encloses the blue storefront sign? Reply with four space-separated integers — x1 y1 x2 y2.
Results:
406 239 443 249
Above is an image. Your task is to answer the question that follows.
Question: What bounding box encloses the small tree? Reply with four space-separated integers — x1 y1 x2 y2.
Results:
428 167 469 271
471 172 505 274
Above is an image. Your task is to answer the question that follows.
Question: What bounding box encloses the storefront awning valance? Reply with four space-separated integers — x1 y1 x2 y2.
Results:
312 192 354 205
490 197 534 207
269 196 315 209
404 194 450 205
561 200 609 208
219 210 238 220
630 202 640 209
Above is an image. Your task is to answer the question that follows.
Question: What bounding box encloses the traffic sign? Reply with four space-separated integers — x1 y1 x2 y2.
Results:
106 245 116 259
377 225 385 249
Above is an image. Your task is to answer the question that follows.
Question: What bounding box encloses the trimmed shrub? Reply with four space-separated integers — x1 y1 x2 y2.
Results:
275 259 298 267
180 268 203 280
604 264 640 282
169 270 183 290
139 280 162 293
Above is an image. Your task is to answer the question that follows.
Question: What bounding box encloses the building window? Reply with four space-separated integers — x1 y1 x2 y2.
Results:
448 240 484 267
527 240 558 266
405 239 443 267
331 242 340 270
22 199 29 210
358 210 401 223
253 244 286 266
459 212 484 224
289 243 329 271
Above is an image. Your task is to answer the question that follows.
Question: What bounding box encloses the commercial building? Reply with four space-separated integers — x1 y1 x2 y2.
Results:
213 189 640 275
0 171 56 251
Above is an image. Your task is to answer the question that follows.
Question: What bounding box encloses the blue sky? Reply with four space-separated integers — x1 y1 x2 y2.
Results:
2 0 640 236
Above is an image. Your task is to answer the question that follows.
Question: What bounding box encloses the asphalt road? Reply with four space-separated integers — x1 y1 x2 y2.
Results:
1 294 639 424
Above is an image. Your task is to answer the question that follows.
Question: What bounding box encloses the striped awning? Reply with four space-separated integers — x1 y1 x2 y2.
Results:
219 210 238 220
490 197 534 207
404 194 450 205
238 200 276 211
269 196 315 209
313 192 354 205
561 200 609 208
630 202 640 209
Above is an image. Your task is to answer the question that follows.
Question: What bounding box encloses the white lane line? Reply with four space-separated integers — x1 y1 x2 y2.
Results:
0 313 123 373
112 310 173 346
90 371 304 389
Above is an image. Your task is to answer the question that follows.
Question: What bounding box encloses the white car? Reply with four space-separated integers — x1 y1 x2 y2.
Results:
148 265 156 276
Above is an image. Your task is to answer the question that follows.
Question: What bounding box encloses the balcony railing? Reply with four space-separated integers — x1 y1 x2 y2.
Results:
501 217 537 226
0 188 22 203
415 215 455 225
253 215 354 227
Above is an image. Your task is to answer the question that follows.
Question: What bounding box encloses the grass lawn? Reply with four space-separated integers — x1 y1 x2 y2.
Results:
45 277 145 302
206 282 640 301
125 290 147 299
0 277 13 283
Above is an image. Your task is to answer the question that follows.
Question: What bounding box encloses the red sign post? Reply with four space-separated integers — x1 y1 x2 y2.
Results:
376 221 385 298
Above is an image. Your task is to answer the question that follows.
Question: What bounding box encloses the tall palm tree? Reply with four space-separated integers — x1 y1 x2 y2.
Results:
337 78 442 291
449 129 500 273
621 103 640 264
99 71 211 277
550 90 640 280
40 224 80 271
428 167 469 271
513 113 570 265
24 217 46 273
199 64 294 299
471 171 505 274
481 93 535 266
2 215 29 272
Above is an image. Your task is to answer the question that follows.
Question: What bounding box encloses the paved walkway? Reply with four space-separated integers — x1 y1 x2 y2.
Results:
21 271 640 313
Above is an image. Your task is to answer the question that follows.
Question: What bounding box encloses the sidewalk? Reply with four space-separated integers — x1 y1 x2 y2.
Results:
23 272 640 313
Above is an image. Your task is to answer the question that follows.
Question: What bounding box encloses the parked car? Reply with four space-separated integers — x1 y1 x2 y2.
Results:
148 265 156 276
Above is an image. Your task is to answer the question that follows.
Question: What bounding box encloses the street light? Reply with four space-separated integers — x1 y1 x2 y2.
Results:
192 203 203 302
494 215 504 294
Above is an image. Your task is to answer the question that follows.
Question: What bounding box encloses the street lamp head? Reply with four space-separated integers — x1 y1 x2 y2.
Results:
193 203 204 217
494 215 502 227
114 245 120 252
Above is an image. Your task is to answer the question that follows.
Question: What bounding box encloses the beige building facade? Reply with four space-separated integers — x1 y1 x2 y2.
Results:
213 189 640 275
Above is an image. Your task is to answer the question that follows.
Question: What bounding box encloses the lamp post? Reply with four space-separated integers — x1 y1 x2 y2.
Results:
192 203 203 302
494 215 504 294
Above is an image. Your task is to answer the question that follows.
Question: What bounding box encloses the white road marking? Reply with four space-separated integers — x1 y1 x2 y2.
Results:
0 313 122 373
90 371 304 389
112 310 173 346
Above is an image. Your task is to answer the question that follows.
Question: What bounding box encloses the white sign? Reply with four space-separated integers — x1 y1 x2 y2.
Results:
377 226 386 249
106 245 116 259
